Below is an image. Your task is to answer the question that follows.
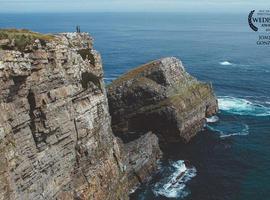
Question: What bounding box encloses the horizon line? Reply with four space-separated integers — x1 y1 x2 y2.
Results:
0 10 250 14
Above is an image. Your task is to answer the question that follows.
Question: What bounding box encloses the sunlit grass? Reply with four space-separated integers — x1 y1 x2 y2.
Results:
0 29 55 51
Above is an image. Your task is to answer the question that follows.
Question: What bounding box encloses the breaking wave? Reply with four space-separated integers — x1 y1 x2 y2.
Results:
218 96 270 117
152 160 196 199
206 115 219 123
219 61 233 66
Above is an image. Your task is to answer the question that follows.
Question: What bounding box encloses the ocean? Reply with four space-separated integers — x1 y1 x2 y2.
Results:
0 12 269 200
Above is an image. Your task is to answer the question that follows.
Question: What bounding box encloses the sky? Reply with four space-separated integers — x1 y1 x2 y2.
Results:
0 0 268 13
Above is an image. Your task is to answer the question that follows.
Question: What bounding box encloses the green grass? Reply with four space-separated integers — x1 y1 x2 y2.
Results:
109 59 161 87
0 29 55 51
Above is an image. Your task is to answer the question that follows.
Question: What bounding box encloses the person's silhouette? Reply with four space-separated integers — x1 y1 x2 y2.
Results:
76 25 81 33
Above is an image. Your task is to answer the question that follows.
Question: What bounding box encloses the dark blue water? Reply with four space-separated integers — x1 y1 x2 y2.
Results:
1 13 269 200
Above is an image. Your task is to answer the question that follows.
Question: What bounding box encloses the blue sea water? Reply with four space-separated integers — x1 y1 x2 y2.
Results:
0 12 270 200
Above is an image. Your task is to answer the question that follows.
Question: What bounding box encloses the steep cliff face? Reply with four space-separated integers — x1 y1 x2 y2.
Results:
107 57 218 143
121 132 161 190
0 30 161 200
0 30 218 200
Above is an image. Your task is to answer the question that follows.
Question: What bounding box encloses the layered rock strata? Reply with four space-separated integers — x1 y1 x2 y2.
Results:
108 57 218 143
121 132 162 190
0 30 161 200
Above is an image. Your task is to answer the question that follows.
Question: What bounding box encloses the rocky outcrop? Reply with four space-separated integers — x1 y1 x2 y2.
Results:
0 29 218 200
121 132 162 190
107 57 218 143
0 30 161 200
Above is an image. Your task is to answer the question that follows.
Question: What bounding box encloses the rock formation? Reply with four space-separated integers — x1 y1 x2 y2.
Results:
0 29 161 200
121 132 161 190
107 57 218 143
0 29 218 200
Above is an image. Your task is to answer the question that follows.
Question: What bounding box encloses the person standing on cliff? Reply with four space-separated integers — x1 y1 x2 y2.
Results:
76 25 81 33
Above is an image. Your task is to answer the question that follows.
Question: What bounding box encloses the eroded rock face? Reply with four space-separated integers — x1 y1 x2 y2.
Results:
0 31 161 200
0 32 125 200
121 132 162 190
108 57 218 143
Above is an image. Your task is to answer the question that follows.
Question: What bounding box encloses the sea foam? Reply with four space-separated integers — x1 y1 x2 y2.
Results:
152 160 196 198
207 123 249 138
219 124 249 138
219 61 233 66
206 115 219 123
218 96 270 116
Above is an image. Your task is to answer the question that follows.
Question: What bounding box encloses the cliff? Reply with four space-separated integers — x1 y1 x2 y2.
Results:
107 57 218 143
0 29 161 200
0 29 218 200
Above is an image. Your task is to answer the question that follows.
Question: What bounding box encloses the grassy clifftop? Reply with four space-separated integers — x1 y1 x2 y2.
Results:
0 29 54 51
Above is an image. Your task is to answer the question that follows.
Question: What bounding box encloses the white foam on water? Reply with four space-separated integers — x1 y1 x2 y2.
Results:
206 115 219 123
265 101 270 105
152 160 196 199
207 123 249 138
218 96 270 116
219 124 249 138
219 61 233 66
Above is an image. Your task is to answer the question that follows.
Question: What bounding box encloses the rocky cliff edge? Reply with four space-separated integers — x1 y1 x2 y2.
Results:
0 29 218 200
0 29 161 200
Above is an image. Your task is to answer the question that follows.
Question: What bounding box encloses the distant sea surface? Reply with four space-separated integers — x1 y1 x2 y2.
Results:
1 12 269 200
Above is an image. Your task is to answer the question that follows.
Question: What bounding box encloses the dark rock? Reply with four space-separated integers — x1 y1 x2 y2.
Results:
108 57 218 143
